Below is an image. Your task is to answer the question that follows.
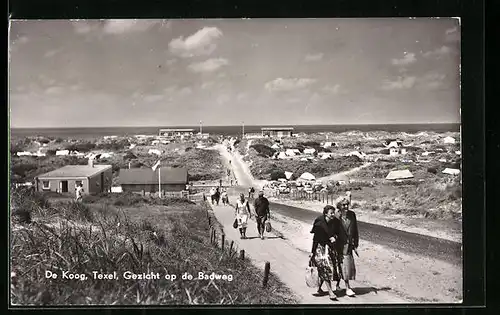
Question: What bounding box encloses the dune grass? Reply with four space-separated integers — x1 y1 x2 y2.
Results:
10 189 297 305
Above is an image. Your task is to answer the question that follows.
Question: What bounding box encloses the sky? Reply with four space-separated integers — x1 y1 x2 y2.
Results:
9 18 461 128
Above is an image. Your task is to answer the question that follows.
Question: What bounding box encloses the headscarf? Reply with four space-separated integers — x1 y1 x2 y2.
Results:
335 196 350 210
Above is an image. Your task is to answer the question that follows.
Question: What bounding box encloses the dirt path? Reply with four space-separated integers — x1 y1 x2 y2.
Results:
209 200 409 304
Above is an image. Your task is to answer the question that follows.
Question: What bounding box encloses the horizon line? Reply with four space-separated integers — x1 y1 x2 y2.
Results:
10 122 460 129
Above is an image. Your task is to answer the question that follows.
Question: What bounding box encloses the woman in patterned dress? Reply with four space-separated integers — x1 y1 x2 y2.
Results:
235 193 252 239
310 205 342 301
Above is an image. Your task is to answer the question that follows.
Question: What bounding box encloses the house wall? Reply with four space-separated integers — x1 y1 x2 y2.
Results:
36 178 89 195
87 168 113 194
121 183 186 193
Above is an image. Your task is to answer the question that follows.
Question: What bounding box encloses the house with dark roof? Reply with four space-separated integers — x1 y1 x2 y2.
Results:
261 127 294 137
35 161 112 195
118 167 188 193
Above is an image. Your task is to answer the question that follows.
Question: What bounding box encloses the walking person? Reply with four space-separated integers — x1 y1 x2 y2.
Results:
221 189 229 205
310 205 342 301
235 193 252 239
75 183 84 202
254 191 270 240
209 187 217 205
334 197 359 297
248 187 255 199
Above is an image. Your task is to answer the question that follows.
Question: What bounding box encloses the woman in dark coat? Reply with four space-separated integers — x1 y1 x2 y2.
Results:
335 197 359 297
310 205 343 300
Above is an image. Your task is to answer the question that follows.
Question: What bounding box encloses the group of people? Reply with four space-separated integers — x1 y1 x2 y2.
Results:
234 190 270 240
310 192 359 300
209 187 229 205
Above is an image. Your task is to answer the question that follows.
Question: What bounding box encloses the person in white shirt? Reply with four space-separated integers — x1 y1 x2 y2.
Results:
75 184 84 202
235 193 252 239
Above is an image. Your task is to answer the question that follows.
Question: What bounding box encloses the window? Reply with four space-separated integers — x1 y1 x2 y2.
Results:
42 181 50 189
75 180 83 187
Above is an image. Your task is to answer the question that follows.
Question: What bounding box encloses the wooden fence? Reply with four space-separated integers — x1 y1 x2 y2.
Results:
269 190 338 204
203 200 271 287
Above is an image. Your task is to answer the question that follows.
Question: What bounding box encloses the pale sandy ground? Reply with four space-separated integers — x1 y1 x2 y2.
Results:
266 197 462 243
268 211 463 303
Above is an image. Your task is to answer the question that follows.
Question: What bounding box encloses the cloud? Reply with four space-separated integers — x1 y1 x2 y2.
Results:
188 58 229 73
305 53 324 62
322 84 341 94
179 87 192 96
166 59 177 66
169 27 223 58
45 86 65 95
201 81 215 90
103 19 157 35
16 36 29 44
236 93 247 101
423 46 452 58
216 94 231 105
265 78 317 92
445 27 458 35
69 84 83 91
144 94 164 102
44 49 60 58
391 53 417 66
381 76 417 90
71 21 95 34
420 73 447 90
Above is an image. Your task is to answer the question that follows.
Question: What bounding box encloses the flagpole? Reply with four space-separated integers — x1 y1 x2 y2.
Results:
159 166 161 198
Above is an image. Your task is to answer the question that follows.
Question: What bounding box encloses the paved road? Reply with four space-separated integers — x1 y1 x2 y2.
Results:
210 195 409 304
267 201 462 266
214 144 462 267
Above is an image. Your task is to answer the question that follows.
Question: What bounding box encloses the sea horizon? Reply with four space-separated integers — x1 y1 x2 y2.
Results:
10 123 460 140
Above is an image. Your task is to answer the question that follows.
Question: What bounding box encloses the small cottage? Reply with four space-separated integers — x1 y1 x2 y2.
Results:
35 160 112 195
118 167 188 193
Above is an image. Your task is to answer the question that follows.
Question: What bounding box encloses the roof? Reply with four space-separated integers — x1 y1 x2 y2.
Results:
159 129 195 132
118 167 188 185
261 127 294 131
37 165 112 178
385 169 414 180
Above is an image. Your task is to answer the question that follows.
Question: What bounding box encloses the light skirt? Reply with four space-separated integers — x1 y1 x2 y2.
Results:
237 214 248 228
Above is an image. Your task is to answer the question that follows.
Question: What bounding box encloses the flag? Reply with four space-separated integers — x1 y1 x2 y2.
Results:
152 160 161 172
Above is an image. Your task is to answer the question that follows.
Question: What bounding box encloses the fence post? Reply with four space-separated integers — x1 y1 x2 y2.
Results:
229 240 234 255
239 250 245 260
221 233 225 250
263 262 271 287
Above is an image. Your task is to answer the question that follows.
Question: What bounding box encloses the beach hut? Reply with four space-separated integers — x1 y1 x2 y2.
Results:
303 148 316 155
299 172 316 181
443 136 456 144
271 143 281 150
118 167 188 193
284 171 293 180
277 152 288 159
285 149 296 157
385 170 414 180
148 149 162 156
442 168 460 175
56 150 70 156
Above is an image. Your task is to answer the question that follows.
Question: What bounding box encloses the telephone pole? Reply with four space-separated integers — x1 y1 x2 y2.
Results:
242 121 245 138
199 120 203 135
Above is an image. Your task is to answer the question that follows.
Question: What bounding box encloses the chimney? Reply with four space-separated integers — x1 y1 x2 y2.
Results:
88 158 94 168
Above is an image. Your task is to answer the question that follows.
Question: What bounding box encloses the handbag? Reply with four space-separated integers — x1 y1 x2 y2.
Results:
265 221 272 233
305 256 320 288
233 218 238 229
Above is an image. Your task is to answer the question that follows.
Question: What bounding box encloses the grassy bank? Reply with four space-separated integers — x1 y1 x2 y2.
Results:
10 189 297 305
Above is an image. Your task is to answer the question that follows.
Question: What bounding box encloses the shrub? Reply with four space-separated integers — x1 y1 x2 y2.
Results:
249 144 275 158
270 170 286 181
427 167 438 174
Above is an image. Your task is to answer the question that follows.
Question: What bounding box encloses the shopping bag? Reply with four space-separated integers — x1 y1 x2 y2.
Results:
233 218 238 229
265 221 272 233
305 257 320 288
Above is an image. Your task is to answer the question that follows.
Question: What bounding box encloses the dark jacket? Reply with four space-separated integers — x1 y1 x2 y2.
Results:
254 197 270 216
338 210 359 255
310 215 341 254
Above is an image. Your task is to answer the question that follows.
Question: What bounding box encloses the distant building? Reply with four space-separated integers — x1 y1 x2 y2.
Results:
261 127 294 137
158 128 195 138
118 167 188 193
35 161 112 195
